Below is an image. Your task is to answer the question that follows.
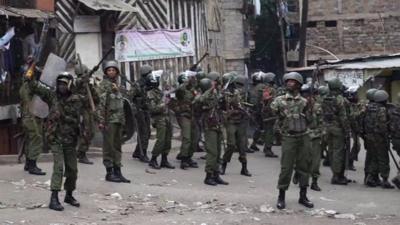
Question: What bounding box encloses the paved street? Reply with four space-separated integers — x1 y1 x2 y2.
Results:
0 138 399 225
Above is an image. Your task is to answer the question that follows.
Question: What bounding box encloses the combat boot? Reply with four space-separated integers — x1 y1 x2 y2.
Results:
49 191 64 211
78 153 93 165
391 174 400 189
220 161 227 175
249 142 260 152
374 175 382 186
381 177 394 189
365 174 377 187
180 157 190 170
187 158 199 168
264 147 278 158
139 154 150 163
28 160 46 176
64 190 80 207
114 166 131 183
160 154 175 169
132 150 140 159
292 172 299 185
348 160 356 171
24 160 29 171
331 174 347 185
204 173 217 186
240 162 252 177
176 153 184 160
149 156 161 170
310 178 321 191
105 167 121 183
276 189 286 210
213 172 229 185
298 187 314 208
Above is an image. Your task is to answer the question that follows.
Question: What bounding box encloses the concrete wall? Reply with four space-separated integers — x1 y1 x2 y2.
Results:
36 0 54 11
290 0 400 61
221 0 249 75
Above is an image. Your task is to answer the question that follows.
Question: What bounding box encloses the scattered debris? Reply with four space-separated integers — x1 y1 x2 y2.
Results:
145 169 156 174
259 204 275 213
109 193 123 200
334 213 356 220
252 217 261 221
319 197 336 202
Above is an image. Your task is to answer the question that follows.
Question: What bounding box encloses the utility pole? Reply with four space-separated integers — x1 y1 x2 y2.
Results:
276 0 287 74
298 0 309 67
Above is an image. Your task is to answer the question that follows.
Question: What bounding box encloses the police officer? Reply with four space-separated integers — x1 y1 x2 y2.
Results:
248 71 264 152
195 76 229 185
220 74 252 177
131 65 152 163
322 78 350 185
26 72 82 211
19 66 46 175
271 72 313 209
175 71 199 169
75 64 96 165
146 73 175 169
362 90 394 188
97 60 130 183
261 72 278 158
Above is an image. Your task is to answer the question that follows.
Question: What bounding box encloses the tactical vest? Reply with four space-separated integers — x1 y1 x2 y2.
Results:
321 96 339 123
364 103 381 134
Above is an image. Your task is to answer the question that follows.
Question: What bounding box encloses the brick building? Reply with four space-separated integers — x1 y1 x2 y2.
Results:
286 0 400 64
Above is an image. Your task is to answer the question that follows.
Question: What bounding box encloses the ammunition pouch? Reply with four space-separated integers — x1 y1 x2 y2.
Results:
287 113 307 133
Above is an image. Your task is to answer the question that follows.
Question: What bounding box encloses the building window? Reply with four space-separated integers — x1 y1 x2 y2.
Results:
325 20 337 27
307 21 317 27
287 0 298 12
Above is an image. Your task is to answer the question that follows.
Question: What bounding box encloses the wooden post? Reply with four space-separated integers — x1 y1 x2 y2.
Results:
298 0 309 67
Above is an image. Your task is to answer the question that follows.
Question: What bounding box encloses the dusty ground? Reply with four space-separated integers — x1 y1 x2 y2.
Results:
0 138 399 225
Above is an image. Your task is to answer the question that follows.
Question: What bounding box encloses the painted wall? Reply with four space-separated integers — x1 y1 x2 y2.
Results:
36 0 54 11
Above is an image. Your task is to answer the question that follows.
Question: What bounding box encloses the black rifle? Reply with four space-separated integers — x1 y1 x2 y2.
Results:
189 52 209 71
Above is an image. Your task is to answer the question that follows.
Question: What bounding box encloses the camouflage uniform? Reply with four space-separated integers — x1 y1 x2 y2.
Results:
27 73 83 212
146 87 173 167
261 84 278 157
220 87 251 176
321 80 350 185
97 62 130 184
130 78 151 162
175 83 198 168
19 81 45 175
249 82 265 150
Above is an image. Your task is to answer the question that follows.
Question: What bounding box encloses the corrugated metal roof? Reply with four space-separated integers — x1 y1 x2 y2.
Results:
0 6 54 18
78 0 137 12
333 57 400 70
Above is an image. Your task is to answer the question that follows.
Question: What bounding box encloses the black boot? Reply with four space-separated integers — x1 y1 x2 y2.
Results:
78 152 94 165
392 174 400 189
348 160 356 171
220 161 227 175
322 157 330 167
374 175 382 186
160 154 175 169
28 160 46 176
114 166 131 183
298 187 314 208
49 191 64 211
250 143 260 151
105 167 121 183
180 157 190 170
365 174 377 187
24 160 29 171
264 147 278 158
149 156 161 169
139 154 150 163
132 150 141 159
204 173 217 186
240 162 252 177
176 153 184 160
381 177 394 189
276 189 286 210
292 172 299 185
187 158 199 168
245 147 255 153
331 174 347 185
213 172 229 185
310 178 321 191
64 190 80 207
